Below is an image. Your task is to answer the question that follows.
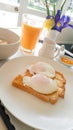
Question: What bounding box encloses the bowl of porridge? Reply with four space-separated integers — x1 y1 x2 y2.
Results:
0 27 20 60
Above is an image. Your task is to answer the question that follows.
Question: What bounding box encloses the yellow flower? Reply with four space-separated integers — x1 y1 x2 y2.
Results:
57 21 61 27
44 18 55 29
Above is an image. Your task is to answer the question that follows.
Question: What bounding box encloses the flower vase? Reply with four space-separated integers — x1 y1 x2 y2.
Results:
46 30 59 41
38 30 59 59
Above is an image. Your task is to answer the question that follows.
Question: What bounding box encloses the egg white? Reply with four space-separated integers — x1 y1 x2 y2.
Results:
23 74 58 94
28 61 55 78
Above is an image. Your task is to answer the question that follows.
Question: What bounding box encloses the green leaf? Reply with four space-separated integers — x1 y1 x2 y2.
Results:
53 3 56 16
61 0 67 11
45 0 50 16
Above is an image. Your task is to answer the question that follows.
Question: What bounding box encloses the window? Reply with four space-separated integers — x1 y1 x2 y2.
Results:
0 0 73 27
28 0 73 17
0 0 20 27
18 0 73 26
28 0 58 12
18 0 58 25
66 0 73 18
28 0 73 13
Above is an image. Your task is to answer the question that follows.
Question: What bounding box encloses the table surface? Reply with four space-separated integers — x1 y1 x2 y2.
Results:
0 28 73 130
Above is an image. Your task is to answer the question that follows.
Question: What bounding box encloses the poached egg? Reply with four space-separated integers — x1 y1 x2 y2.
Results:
28 61 55 78
23 74 58 94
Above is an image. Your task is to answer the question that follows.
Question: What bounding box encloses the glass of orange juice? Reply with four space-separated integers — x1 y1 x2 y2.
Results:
20 14 43 53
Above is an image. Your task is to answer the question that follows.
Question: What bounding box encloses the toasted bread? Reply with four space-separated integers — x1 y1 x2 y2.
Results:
12 69 66 104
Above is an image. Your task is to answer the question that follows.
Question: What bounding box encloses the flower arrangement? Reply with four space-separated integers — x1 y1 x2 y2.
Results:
44 0 73 32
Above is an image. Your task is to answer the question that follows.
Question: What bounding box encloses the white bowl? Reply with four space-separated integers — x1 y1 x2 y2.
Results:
0 27 20 59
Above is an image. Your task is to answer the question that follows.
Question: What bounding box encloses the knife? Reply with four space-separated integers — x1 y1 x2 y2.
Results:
0 100 15 130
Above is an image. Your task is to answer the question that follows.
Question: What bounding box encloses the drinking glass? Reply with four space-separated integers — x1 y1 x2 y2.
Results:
20 14 43 53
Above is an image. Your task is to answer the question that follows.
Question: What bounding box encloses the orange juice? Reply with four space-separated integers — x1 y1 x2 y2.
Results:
21 23 42 52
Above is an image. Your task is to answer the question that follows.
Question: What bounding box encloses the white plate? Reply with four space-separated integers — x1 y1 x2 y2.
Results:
0 56 73 130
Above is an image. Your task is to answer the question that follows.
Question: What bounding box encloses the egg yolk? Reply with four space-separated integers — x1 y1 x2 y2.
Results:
61 57 73 65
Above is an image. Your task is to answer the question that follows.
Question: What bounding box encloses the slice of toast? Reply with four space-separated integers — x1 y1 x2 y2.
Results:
12 69 66 104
